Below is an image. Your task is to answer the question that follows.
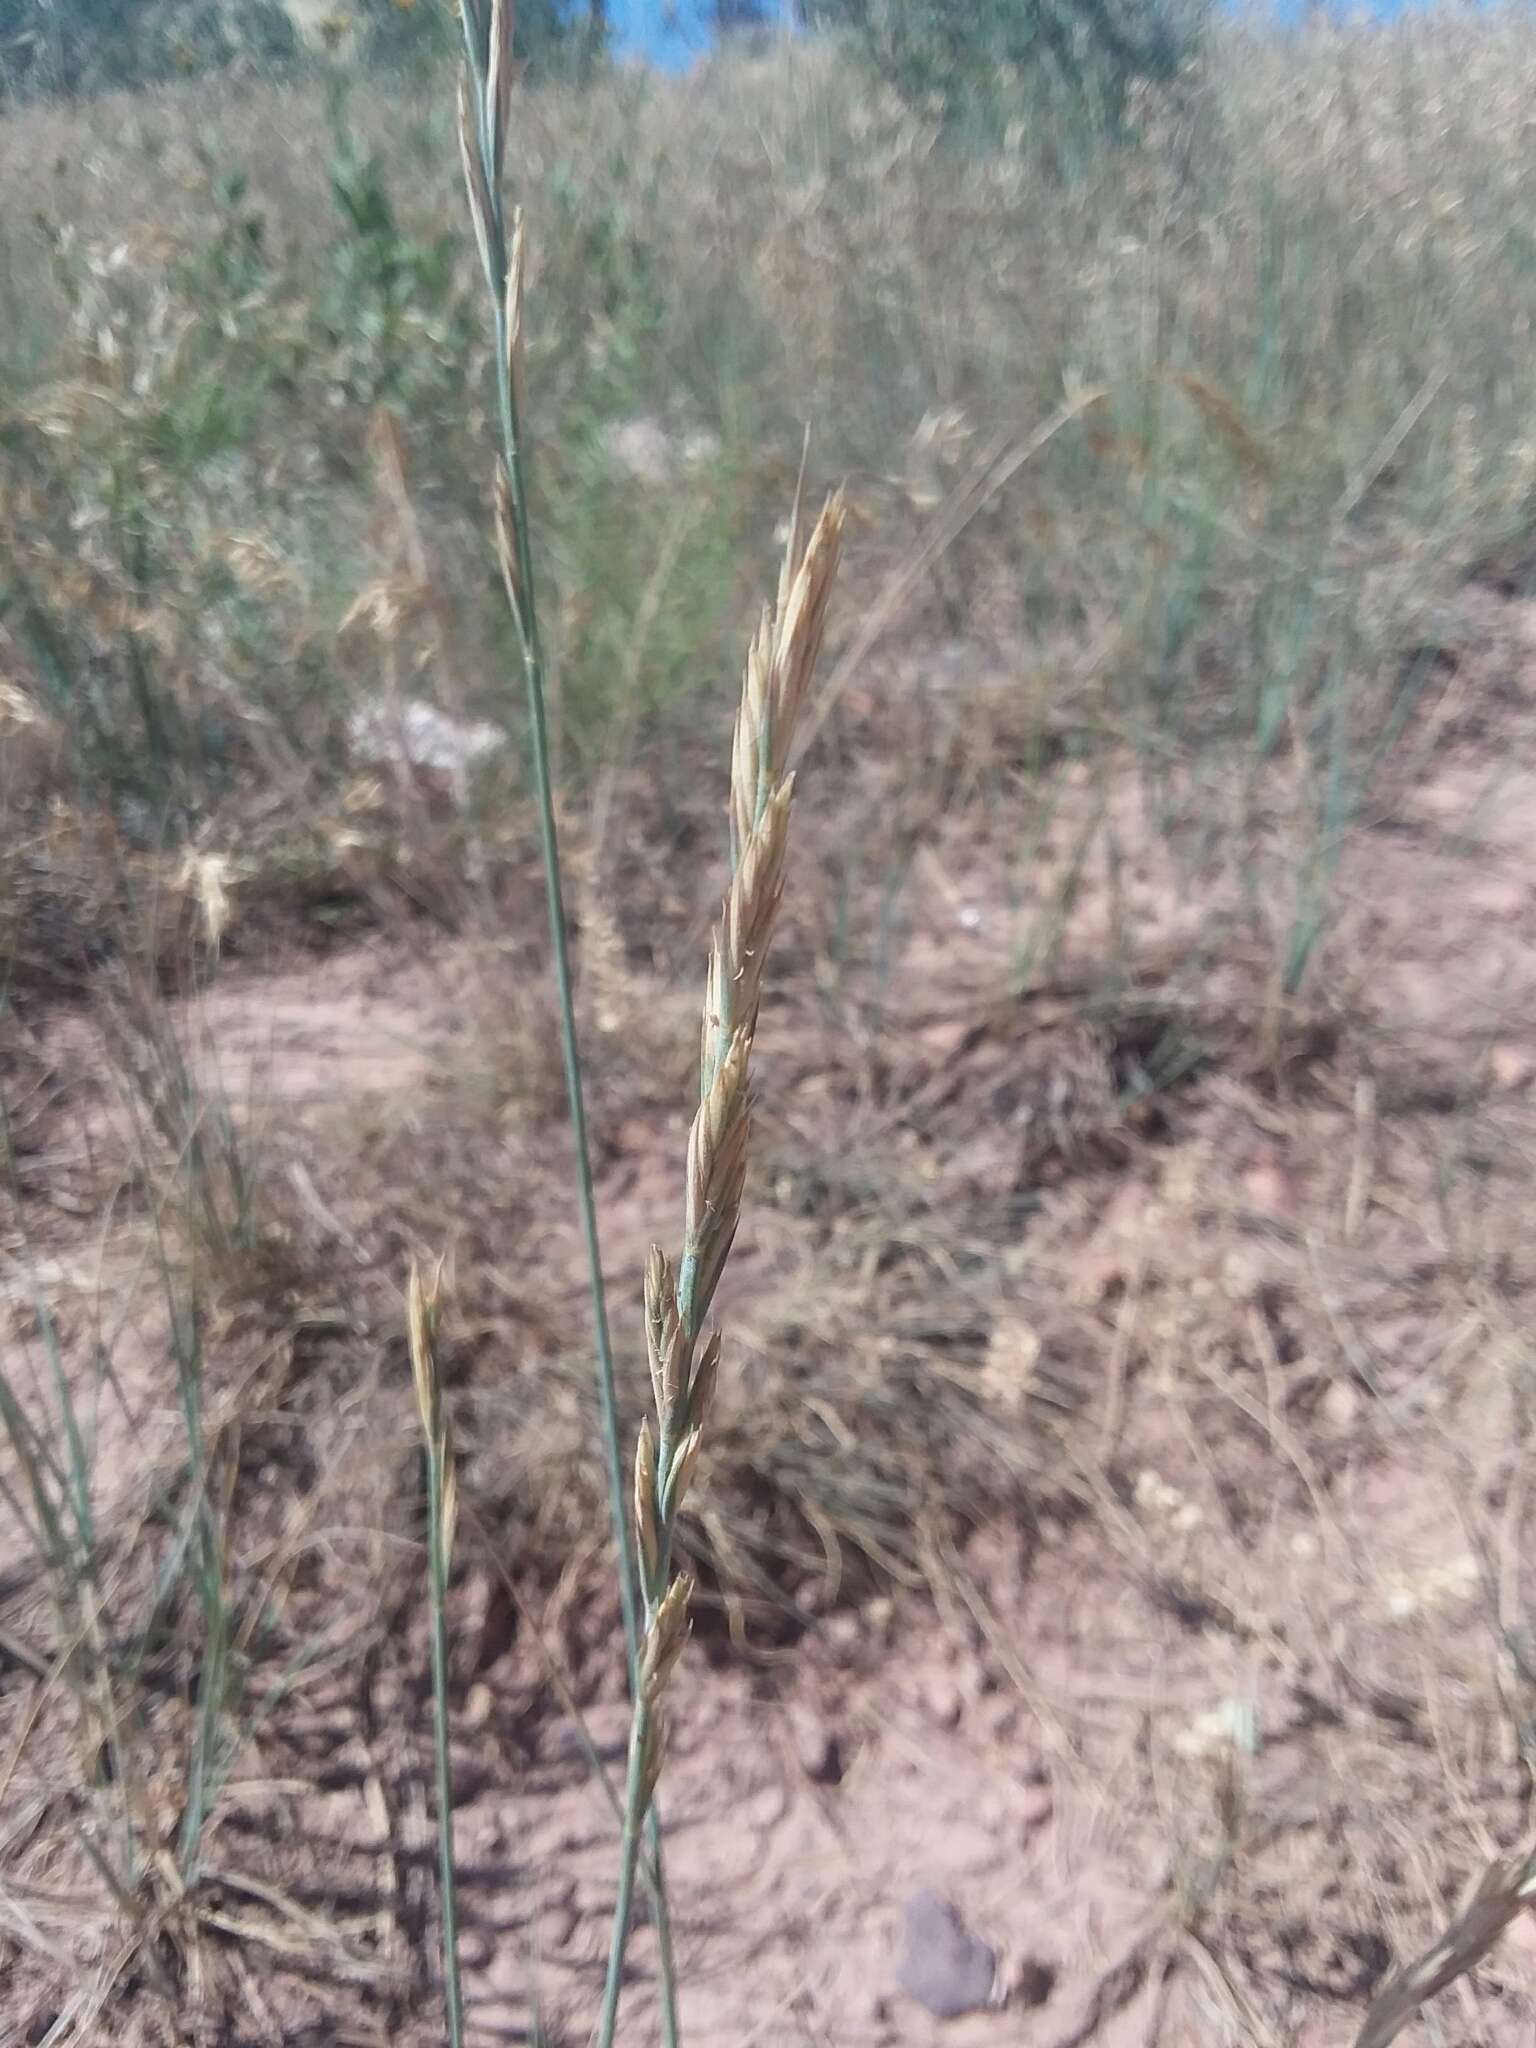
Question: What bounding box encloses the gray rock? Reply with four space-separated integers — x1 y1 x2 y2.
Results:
895 1890 999 2018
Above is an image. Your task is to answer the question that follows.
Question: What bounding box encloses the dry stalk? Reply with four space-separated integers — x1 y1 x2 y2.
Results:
1353 1846 1536 2048
407 1260 465 2048
597 487 845 2046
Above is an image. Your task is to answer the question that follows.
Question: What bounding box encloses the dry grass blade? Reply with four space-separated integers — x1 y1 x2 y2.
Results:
406 1259 465 2048
797 390 1104 759
1353 1848 1536 2048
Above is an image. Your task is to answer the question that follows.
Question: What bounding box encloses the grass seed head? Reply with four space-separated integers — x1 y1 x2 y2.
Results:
644 1244 686 1429
729 611 776 856
714 778 793 1050
683 1028 752 1327
638 1703 668 1816
407 1257 444 1438
765 489 844 780
641 1572 694 1706
687 1329 721 1432
662 1426 704 1521
634 1416 661 1587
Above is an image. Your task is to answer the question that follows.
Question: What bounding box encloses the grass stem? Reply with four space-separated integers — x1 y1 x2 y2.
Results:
426 1442 466 2048
450 8 680 2037
409 1264 466 2048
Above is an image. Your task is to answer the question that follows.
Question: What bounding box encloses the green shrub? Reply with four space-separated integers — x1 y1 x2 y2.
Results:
0 0 602 100
802 0 1203 133
0 0 296 97
358 0 603 73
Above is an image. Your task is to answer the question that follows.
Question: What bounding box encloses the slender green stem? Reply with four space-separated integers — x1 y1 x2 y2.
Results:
505 521 683 2038
599 1477 688 2044
647 1820 680 2047
598 1686 656 2048
453 12 681 2040
426 1449 466 2048
460 0 640 1728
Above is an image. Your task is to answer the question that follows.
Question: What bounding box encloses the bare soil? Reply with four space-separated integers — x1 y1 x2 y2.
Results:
7 595 1536 2047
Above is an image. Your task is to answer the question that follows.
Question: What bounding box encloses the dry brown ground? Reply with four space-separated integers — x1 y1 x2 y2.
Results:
7 587 1536 2048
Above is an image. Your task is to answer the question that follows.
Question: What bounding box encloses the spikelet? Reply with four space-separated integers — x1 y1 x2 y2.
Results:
407 1259 457 1564
633 1417 660 1588
644 1245 685 1431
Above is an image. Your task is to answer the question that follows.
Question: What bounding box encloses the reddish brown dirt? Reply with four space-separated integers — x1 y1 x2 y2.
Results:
8 600 1536 2047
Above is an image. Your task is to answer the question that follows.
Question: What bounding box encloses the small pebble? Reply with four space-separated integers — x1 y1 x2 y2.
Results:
895 1890 998 2018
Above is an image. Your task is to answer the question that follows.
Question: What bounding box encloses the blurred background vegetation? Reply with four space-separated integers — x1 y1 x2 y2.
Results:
0 0 1204 98
3 0 1533 999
